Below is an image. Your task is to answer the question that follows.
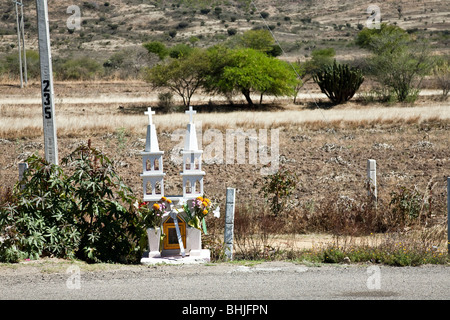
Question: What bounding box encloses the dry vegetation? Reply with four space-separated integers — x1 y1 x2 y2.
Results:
0 0 449 264
1 80 449 264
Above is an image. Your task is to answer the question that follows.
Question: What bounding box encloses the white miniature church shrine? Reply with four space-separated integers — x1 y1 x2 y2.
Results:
140 106 210 264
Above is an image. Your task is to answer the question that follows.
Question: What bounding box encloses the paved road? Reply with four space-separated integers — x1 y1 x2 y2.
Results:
0 261 448 301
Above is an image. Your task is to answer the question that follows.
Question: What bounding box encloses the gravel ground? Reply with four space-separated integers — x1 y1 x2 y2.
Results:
0 260 449 301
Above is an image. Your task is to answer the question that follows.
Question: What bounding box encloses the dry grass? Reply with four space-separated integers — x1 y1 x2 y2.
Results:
0 100 449 140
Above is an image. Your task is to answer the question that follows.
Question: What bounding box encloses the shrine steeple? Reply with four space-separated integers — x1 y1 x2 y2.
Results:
181 106 205 199
140 107 165 201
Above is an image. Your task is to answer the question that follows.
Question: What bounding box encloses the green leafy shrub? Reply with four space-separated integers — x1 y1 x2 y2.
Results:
313 60 364 104
259 167 298 216
389 185 423 221
0 155 79 262
0 143 145 264
62 143 144 263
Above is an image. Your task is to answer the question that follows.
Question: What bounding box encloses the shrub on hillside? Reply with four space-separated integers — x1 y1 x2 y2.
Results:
54 57 103 81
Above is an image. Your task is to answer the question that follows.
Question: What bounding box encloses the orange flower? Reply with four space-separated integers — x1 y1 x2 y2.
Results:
196 196 204 201
161 196 167 202
202 209 208 215
167 199 172 204
202 201 208 207
152 203 160 211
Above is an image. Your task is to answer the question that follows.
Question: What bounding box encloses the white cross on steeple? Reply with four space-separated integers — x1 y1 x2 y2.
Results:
185 106 196 124
145 107 155 125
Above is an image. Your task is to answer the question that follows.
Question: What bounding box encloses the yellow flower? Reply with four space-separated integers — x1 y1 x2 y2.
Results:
167 199 172 204
196 196 204 201
202 209 208 215
202 201 208 207
153 203 160 211
161 196 167 202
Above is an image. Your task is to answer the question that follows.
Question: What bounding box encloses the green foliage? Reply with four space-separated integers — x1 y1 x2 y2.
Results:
168 30 177 38
313 60 364 104
433 55 450 98
0 50 40 79
0 155 79 262
205 47 298 105
389 186 423 221
0 144 145 264
54 57 103 80
260 167 298 217
145 47 210 107
357 24 433 102
227 28 238 36
292 48 335 103
356 23 409 51
62 143 143 263
143 41 169 60
294 48 335 83
237 29 275 53
168 43 194 59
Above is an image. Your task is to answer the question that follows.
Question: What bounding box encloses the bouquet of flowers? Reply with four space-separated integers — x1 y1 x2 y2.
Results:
183 196 219 234
139 197 172 229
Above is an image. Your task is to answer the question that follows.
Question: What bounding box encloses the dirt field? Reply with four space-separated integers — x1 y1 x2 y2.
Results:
1 81 449 219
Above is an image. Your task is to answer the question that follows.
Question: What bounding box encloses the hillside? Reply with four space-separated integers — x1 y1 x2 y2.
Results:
0 0 448 67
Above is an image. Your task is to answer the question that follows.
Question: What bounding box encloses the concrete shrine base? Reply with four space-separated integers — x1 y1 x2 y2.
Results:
140 249 211 265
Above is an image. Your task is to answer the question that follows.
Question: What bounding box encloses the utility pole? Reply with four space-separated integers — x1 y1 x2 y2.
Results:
36 0 58 165
14 1 23 88
20 1 27 85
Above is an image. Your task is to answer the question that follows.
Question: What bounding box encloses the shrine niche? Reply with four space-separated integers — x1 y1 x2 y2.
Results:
162 215 186 253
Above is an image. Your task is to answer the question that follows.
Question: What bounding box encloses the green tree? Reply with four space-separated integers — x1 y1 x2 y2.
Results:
145 48 210 107
168 43 194 59
206 47 298 105
357 24 433 102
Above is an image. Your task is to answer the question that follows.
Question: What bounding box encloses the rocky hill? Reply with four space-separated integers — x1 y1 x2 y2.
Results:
0 0 448 65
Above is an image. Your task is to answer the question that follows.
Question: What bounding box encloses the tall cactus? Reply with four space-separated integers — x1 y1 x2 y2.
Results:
313 60 364 104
